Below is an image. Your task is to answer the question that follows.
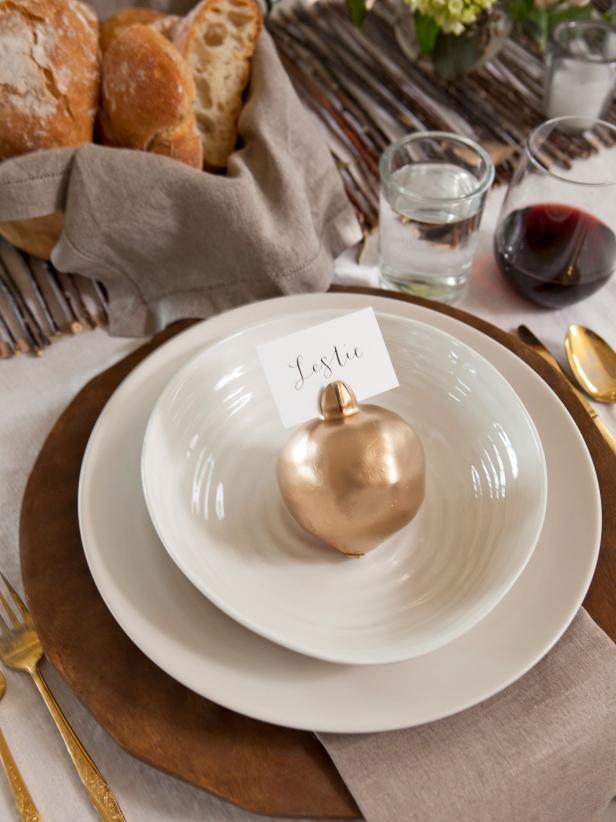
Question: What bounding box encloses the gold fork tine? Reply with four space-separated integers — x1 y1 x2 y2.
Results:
0 573 29 622
0 611 9 634
0 588 19 629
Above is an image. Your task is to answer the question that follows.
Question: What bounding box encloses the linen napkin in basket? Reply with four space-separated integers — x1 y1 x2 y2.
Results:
319 608 616 822
0 11 361 337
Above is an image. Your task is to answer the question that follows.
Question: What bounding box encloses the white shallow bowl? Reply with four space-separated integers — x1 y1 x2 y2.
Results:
78 293 601 732
141 313 547 665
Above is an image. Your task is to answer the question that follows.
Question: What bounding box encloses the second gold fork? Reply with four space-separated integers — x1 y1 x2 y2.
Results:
0 574 125 822
0 669 40 821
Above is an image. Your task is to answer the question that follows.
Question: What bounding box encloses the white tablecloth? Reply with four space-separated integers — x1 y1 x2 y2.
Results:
1 185 615 821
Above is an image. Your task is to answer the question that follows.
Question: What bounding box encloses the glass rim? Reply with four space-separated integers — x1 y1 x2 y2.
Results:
379 132 495 204
526 116 616 187
551 20 616 65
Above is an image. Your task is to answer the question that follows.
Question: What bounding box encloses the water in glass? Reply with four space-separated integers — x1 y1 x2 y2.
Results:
379 163 482 301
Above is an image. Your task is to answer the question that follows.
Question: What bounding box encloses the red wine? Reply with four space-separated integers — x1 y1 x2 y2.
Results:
494 203 616 308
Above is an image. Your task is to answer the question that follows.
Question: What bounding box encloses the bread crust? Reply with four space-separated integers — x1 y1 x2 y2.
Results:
99 7 165 52
149 122 204 167
174 0 262 169
99 24 203 168
0 212 63 259
0 0 101 159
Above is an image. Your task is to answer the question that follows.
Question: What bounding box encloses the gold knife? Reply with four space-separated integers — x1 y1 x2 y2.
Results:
517 325 616 456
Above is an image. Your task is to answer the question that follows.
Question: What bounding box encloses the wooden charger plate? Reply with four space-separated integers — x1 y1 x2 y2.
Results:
20 286 616 819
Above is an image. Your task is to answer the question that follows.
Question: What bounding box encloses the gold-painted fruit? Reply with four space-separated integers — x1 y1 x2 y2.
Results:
277 381 425 557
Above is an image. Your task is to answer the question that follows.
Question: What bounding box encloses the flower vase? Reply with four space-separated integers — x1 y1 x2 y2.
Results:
394 2 512 80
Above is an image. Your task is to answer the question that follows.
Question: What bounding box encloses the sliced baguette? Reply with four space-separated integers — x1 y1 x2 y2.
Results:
173 0 262 170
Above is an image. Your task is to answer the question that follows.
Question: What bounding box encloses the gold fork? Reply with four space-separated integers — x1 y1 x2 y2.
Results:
0 670 41 821
0 575 125 822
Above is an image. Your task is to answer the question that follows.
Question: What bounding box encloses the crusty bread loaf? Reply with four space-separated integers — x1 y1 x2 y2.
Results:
0 212 64 259
99 24 203 169
99 7 166 52
0 0 100 159
174 0 262 170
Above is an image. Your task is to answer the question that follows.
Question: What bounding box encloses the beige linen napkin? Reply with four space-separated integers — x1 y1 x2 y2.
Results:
319 609 616 822
0 18 361 336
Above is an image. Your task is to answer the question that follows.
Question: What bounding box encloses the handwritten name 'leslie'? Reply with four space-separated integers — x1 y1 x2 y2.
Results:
289 345 363 391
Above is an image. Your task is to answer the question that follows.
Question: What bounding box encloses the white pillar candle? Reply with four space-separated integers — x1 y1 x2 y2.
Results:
546 60 616 120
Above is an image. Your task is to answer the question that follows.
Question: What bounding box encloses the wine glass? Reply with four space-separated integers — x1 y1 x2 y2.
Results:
494 116 616 308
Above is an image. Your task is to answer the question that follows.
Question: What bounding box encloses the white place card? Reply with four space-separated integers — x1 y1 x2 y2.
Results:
257 307 399 428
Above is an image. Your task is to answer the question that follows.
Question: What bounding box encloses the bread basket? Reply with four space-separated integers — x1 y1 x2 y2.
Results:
0 1 360 336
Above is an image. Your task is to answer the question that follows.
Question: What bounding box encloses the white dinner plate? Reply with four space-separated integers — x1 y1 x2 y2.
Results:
78 293 601 732
142 315 547 665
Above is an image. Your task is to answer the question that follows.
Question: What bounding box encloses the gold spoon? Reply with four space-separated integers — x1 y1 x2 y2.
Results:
565 325 616 404
0 671 41 821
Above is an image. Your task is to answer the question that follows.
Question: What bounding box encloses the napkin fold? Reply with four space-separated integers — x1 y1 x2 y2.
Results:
0 15 361 337
319 609 616 822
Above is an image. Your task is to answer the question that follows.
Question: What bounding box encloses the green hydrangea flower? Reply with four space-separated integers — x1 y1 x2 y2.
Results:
406 0 497 34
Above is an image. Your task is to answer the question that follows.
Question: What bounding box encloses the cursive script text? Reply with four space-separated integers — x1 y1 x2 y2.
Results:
289 344 363 390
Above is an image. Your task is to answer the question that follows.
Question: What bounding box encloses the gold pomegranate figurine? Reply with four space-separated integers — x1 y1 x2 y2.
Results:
277 381 425 557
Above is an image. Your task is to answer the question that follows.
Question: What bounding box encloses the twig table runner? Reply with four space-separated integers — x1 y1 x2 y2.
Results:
268 0 616 230
0 239 108 359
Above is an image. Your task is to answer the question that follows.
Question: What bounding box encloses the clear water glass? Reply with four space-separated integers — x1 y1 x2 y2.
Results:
544 21 616 121
378 132 494 303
